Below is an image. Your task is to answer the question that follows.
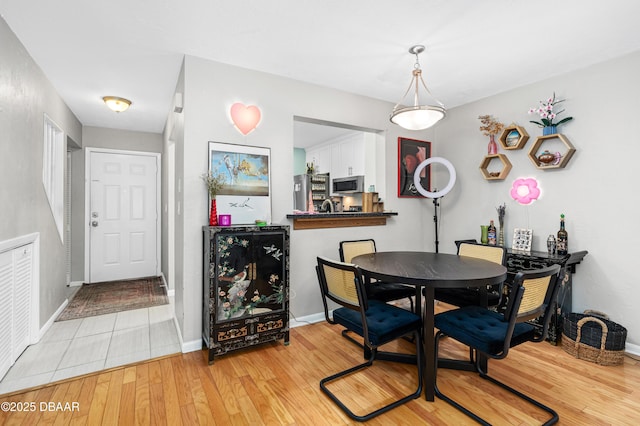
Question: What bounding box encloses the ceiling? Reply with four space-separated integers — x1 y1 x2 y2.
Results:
2 0 640 136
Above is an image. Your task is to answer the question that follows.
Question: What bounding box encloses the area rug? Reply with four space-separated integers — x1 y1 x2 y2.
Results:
56 276 168 321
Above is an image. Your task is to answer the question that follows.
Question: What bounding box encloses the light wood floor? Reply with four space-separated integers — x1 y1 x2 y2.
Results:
1 316 638 425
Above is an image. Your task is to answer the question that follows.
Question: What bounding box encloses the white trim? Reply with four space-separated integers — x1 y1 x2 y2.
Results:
65 150 72 285
39 297 68 341
43 114 65 242
290 312 326 328
69 280 83 287
181 339 203 353
160 273 175 297
84 148 161 282
171 314 201 353
625 342 640 358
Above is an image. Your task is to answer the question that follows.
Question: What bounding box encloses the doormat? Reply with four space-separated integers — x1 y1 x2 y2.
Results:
56 276 168 321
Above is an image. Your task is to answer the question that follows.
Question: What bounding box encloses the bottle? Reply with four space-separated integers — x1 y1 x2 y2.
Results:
487 220 497 245
557 214 568 255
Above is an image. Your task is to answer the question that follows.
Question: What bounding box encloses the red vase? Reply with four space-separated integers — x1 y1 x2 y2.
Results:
209 199 218 226
488 134 498 155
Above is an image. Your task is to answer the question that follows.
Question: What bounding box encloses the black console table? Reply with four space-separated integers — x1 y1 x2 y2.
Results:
505 249 588 344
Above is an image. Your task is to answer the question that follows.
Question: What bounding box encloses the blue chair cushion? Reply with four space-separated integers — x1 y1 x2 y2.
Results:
333 300 421 347
435 306 536 356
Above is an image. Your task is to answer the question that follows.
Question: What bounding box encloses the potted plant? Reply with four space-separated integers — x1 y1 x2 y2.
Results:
202 171 227 226
528 92 573 135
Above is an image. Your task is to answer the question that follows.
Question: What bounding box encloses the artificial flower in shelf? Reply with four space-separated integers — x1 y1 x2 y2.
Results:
528 92 573 128
478 115 505 136
479 115 504 154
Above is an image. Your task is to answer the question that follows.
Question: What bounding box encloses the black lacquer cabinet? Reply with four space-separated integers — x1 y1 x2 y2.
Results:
203 225 290 364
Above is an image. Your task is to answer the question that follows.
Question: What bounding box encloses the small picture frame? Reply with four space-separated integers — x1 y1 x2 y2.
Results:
512 228 533 252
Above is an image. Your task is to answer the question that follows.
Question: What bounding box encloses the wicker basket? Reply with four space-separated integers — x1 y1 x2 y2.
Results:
561 310 627 366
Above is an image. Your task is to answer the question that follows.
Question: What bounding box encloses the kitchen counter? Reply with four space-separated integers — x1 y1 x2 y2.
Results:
286 211 398 230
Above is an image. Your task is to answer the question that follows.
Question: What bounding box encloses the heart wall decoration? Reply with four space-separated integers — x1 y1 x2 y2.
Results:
230 102 262 135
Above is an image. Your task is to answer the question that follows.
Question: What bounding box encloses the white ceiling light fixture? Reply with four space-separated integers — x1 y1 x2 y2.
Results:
103 96 132 113
390 45 446 130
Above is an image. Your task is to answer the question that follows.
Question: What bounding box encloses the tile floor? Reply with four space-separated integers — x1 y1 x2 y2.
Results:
0 298 181 395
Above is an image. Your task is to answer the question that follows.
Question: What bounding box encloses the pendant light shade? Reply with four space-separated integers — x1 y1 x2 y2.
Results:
390 45 446 130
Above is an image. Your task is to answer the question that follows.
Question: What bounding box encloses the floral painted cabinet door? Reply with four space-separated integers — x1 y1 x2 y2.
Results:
203 225 290 364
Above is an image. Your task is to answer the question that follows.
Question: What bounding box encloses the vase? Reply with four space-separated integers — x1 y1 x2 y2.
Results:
209 199 218 226
542 125 557 136
498 227 505 246
480 225 489 244
487 134 498 155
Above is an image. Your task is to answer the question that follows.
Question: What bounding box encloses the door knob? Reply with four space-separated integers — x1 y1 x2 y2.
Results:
91 221 99 227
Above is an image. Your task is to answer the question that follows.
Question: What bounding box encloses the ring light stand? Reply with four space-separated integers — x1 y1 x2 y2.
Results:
413 157 457 253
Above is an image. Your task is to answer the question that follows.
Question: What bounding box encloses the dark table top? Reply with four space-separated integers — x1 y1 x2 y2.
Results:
352 251 507 288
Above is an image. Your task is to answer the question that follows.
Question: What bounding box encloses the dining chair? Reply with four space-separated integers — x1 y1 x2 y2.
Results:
315 256 423 422
434 241 507 308
339 239 415 311
434 264 562 425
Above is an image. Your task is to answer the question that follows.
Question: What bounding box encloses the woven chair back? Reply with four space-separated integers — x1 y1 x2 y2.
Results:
319 261 360 307
518 275 552 317
458 243 505 265
340 240 376 263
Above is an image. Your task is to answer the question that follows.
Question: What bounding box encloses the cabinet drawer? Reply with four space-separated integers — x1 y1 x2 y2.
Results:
254 311 287 334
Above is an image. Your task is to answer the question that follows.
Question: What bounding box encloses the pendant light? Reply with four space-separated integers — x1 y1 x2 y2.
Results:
390 45 446 130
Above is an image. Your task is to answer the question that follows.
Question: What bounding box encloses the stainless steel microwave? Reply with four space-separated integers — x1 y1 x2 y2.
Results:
332 175 365 194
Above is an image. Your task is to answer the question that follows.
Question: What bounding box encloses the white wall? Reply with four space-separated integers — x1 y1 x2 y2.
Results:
174 55 437 344
0 17 83 327
435 51 640 346
170 51 640 350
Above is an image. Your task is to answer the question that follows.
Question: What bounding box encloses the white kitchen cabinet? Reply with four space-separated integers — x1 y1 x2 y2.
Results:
306 132 377 190
305 145 331 175
330 137 359 178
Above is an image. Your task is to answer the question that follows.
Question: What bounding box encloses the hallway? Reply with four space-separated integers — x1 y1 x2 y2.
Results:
0 298 180 395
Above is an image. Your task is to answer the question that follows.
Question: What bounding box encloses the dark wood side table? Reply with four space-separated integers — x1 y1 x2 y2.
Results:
505 249 588 344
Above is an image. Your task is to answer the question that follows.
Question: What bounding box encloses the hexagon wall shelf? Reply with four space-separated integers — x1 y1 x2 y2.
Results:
528 134 576 169
499 124 529 150
480 154 512 180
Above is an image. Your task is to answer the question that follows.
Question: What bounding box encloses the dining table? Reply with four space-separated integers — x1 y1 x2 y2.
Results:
351 251 508 402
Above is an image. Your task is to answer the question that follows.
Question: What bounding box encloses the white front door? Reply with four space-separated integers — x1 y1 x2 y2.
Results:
88 150 159 283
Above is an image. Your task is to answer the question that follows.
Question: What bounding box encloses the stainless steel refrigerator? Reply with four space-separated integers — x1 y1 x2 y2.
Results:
293 173 329 212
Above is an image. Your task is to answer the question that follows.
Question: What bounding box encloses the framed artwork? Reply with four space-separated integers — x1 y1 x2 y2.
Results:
398 137 431 197
208 141 271 224
512 228 533 252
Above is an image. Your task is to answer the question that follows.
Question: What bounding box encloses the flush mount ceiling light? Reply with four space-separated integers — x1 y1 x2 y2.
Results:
390 45 446 130
102 96 131 113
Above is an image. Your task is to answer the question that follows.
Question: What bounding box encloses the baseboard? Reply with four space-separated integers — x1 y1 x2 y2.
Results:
169 315 201 353
38 298 69 342
182 339 203 353
625 342 640 358
68 281 83 287
160 273 175 297
290 311 326 328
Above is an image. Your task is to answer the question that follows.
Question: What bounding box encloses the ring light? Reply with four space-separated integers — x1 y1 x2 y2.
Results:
413 157 456 199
